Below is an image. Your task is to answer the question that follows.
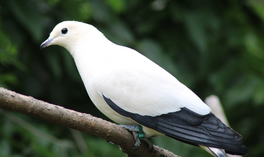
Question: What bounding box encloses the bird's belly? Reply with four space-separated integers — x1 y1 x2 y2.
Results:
94 97 163 137
99 106 135 125
83 78 164 137
142 126 163 137
87 85 164 137
90 93 136 125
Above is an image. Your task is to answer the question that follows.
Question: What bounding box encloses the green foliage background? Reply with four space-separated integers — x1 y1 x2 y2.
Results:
0 0 263 156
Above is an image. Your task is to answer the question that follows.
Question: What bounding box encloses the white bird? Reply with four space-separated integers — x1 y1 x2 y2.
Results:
40 21 247 157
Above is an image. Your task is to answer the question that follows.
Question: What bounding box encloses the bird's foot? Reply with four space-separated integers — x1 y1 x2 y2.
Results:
119 125 146 149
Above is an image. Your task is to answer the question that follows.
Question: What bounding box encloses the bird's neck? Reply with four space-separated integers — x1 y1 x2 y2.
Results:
71 38 115 84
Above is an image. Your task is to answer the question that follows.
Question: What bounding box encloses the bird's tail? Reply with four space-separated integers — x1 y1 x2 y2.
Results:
200 146 227 157
208 147 227 157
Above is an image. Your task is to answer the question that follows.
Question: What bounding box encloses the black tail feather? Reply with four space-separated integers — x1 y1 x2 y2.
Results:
136 108 248 155
103 95 248 156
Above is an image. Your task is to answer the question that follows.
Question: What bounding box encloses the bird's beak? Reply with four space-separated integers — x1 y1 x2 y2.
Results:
40 37 53 49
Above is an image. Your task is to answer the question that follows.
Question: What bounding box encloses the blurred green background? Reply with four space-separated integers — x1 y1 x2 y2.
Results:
0 0 263 156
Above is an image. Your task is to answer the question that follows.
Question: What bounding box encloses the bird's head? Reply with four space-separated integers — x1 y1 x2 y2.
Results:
40 21 103 55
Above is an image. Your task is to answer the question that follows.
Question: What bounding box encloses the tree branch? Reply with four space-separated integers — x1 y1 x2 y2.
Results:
0 87 178 157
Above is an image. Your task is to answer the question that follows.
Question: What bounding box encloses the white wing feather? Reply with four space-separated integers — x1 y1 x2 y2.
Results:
80 44 211 117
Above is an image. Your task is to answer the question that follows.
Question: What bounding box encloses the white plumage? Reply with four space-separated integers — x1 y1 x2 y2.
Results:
40 21 247 157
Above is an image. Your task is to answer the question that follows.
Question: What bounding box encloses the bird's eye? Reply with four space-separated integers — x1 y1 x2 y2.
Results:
61 28 68 34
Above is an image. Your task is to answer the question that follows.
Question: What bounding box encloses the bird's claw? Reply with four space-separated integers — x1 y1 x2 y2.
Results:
119 124 144 148
119 124 153 151
132 131 141 149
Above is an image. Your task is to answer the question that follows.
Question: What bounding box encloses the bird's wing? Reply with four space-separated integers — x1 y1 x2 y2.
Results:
91 46 247 155
94 46 210 116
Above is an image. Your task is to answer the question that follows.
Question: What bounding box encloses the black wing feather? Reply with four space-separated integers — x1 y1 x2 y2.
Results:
103 95 247 155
